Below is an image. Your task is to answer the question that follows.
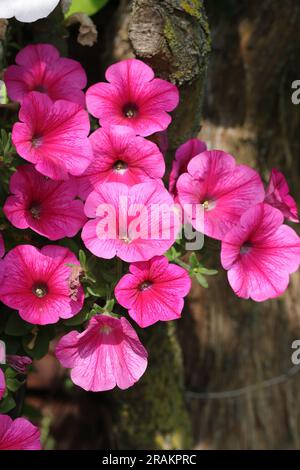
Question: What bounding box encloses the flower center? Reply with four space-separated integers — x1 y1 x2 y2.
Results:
32 282 48 298
100 324 113 335
201 199 216 211
113 160 128 174
139 281 152 291
29 202 41 220
31 134 43 148
123 103 138 119
34 84 47 94
240 242 252 255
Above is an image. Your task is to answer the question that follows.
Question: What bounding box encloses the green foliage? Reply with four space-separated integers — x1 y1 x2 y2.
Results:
166 247 218 288
22 326 56 360
0 129 15 165
5 312 33 337
0 394 16 413
66 0 109 17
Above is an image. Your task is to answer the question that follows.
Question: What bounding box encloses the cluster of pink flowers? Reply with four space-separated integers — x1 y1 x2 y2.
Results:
173 142 300 300
0 43 299 449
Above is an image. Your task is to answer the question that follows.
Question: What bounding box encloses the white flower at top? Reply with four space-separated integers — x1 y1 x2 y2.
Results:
0 0 60 23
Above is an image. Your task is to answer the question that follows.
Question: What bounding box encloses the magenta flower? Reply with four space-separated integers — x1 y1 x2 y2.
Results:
4 164 86 240
12 92 93 180
221 203 300 301
86 59 179 137
82 181 180 262
0 245 84 325
0 415 41 450
0 370 5 401
0 234 4 258
177 150 265 240
4 44 87 107
77 125 165 200
169 138 207 197
7 355 32 374
265 169 299 223
55 314 148 391
115 256 191 328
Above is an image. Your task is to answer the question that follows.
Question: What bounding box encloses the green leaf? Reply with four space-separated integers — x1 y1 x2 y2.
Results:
189 252 199 269
66 0 109 17
5 312 32 336
198 267 218 276
22 327 55 360
195 272 209 288
5 367 17 379
62 308 91 326
79 249 87 268
6 377 24 393
86 284 106 298
0 395 16 413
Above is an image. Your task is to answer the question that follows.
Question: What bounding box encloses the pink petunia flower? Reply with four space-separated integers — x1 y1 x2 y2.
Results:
265 169 299 223
0 415 41 450
177 150 265 240
221 203 300 301
0 370 5 401
86 59 179 137
169 138 207 197
81 181 181 262
4 164 86 240
115 255 191 328
77 125 165 200
0 245 84 325
0 234 4 258
4 43 87 107
55 314 148 392
12 91 93 180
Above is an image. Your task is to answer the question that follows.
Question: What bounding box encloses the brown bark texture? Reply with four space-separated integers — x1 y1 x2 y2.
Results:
180 0 300 449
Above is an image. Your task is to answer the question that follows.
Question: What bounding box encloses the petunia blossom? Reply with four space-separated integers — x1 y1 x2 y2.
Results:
4 164 86 240
221 203 300 301
86 59 179 137
115 255 191 328
265 168 299 223
169 138 207 197
77 125 165 200
0 370 5 401
4 43 87 107
177 150 265 240
0 0 59 23
0 245 84 325
12 91 93 180
55 314 148 392
81 181 181 262
0 415 41 450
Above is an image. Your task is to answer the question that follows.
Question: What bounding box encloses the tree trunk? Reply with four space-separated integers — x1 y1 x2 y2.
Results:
179 0 300 449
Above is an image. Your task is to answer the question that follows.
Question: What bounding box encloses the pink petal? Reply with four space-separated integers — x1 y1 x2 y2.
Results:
77 125 165 199
177 150 265 240
0 415 41 450
221 203 300 301
115 256 191 327
55 315 148 391
265 169 299 223
82 181 180 262
4 164 86 240
12 92 93 180
4 44 86 106
169 138 207 195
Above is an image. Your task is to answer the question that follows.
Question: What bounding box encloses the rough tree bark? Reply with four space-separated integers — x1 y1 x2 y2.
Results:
179 0 300 449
